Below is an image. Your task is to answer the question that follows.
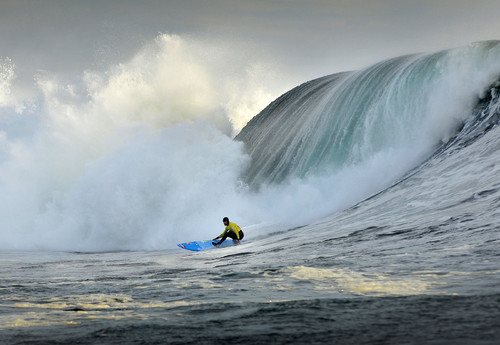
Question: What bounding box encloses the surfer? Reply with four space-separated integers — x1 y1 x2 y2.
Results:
213 217 244 246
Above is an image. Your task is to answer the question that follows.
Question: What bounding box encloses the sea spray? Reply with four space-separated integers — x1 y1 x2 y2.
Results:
0 34 284 251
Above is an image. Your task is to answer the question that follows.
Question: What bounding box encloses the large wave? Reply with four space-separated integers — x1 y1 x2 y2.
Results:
0 37 499 251
237 41 500 186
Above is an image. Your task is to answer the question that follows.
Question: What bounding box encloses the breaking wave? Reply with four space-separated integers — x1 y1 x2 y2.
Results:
1 36 499 251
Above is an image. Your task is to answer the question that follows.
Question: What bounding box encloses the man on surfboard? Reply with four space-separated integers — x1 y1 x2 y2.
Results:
213 217 244 246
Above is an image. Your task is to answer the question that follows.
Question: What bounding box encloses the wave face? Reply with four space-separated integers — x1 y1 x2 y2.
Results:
237 41 500 187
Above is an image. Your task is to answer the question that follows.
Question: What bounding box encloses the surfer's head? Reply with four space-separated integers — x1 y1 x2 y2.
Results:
223 217 229 225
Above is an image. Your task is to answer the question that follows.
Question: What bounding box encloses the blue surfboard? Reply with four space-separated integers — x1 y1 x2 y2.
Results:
177 239 241 251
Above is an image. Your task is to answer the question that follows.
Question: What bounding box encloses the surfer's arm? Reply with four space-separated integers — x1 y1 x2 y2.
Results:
214 227 228 240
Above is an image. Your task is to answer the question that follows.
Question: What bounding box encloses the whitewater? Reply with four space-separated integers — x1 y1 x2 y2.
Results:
1 37 500 344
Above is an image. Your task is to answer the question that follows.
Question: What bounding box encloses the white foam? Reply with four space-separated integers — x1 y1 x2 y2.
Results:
0 34 288 251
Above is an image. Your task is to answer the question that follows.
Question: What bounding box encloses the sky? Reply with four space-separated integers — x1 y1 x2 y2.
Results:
1 0 500 105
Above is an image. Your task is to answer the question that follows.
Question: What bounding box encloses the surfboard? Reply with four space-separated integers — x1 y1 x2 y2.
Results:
177 239 241 251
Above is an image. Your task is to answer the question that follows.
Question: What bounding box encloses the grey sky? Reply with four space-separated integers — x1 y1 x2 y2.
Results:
1 0 499 86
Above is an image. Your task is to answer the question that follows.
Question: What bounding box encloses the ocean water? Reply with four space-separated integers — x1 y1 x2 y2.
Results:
1 39 500 344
